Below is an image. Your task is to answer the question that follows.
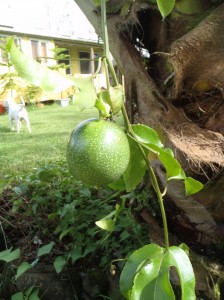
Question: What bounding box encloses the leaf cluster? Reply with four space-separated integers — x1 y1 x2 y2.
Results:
0 160 149 296
120 243 196 299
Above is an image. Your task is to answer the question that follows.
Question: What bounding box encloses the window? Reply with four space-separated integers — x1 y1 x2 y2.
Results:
31 40 38 61
79 51 101 74
79 51 90 74
57 49 71 75
41 42 47 63
14 38 21 49
31 40 48 63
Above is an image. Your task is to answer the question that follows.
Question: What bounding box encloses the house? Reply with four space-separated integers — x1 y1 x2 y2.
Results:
0 0 106 104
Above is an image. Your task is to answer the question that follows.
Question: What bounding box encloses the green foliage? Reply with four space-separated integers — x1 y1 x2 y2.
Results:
97 85 124 116
156 0 176 18
0 248 20 263
123 137 147 192
11 287 40 300
37 242 55 257
49 46 71 71
23 85 42 103
6 38 75 93
145 0 176 18
124 124 203 195
15 262 32 280
120 244 195 299
95 196 127 232
1 161 148 278
95 90 111 118
73 76 98 110
53 256 67 274
96 85 123 117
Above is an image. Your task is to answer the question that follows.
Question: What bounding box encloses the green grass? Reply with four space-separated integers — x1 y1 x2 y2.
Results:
0 104 98 179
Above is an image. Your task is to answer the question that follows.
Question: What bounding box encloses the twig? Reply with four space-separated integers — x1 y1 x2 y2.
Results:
0 221 8 249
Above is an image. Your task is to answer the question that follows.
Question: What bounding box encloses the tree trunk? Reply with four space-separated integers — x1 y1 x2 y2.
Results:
74 1 224 298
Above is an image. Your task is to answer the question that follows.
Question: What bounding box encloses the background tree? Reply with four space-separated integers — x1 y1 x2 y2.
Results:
74 0 224 298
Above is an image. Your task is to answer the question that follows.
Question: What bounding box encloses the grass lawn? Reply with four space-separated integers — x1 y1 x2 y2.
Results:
0 104 98 179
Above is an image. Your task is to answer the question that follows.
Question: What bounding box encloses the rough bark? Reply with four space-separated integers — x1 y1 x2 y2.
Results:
169 3 224 97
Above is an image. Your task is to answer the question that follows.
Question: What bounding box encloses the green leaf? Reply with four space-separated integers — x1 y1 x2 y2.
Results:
108 177 126 191
28 290 40 300
54 256 67 274
130 124 186 181
120 244 163 298
184 177 203 196
96 85 123 116
132 124 164 148
159 149 185 180
157 0 175 18
95 219 115 231
6 38 75 93
123 138 147 191
15 262 32 280
59 227 75 241
93 0 101 6
130 125 202 193
38 170 54 182
179 243 190 256
83 241 97 256
73 76 98 110
11 292 24 300
121 245 196 300
69 247 83 263
165 246 196 299
120 0 132 17
25 287 34 296
37 241 55 257
0 248 20 262
108 85 124 115
132 252 175 300
95 90 111 117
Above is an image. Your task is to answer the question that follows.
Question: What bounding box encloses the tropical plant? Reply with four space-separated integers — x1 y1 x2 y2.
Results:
49 46 71 71
3 0 224 298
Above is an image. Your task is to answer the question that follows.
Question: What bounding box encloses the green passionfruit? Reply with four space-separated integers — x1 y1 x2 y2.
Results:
66 118 130 186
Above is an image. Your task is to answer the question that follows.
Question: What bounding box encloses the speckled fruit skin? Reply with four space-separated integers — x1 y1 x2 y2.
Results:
66 118 130 186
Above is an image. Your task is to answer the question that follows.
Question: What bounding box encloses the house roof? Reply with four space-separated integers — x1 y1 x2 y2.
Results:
0 29 103 49
0 0 100 44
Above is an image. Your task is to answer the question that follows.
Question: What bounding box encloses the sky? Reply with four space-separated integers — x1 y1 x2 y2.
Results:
0 0 98 41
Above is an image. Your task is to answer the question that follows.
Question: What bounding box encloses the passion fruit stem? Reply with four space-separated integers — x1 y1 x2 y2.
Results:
101 0 170 250
143 155 170 250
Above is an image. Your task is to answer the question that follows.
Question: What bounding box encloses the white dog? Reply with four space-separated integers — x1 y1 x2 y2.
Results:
3 95 31 133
